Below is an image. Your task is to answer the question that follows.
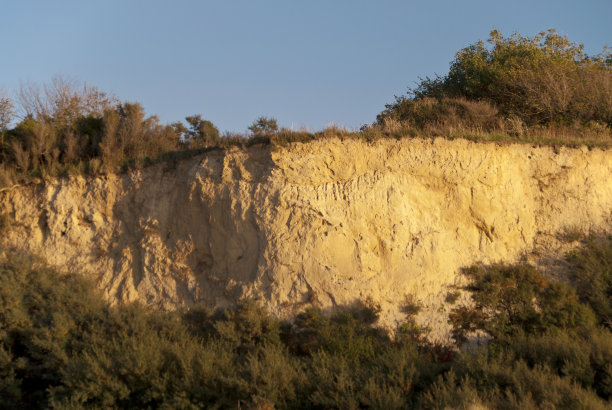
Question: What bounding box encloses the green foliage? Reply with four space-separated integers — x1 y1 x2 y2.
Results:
442 244 612 407
0 79 226 184
212 299 282 352
248 116 278 137
425 356 609 409
0 96 184 180
377 96 500 132
181 115 220 148
282 301 449 408
380 29 612 134
0 253 307 408
567 235 612 327
1 236 612 408
450 263 594 343
283 302 387 358
0 253 107 408
2 59 612 188
99 102 179 166
0 254 448 408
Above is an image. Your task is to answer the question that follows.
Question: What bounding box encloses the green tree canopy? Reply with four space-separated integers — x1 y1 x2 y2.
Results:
248 116 278 137
184 114 220 148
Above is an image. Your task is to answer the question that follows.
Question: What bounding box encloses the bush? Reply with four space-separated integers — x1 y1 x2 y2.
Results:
377 96 500 131
2 237 612 408
567 235 612 327
442 248 612 406
0 254 448 408
17 76 115 132
100 102 179 166
382 29 612 130
0 253 107 408
0 79 191 183
180 115 220 148
449 263 595 343
248 116 278 137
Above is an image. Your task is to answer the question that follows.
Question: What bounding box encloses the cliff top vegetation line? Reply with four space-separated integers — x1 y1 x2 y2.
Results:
0 29 610 187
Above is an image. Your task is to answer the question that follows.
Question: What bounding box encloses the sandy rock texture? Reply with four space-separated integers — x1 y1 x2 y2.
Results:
1 137 611 340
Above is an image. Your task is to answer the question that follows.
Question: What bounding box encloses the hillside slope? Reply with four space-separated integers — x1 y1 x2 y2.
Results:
1 137 611 339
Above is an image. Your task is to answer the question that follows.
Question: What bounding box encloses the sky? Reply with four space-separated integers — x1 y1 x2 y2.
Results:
1 0 611 133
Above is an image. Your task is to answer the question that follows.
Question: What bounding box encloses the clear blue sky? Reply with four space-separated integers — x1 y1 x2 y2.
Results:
1 0 611 133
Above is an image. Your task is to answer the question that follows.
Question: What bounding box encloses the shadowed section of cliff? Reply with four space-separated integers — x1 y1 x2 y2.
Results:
1 137 611 340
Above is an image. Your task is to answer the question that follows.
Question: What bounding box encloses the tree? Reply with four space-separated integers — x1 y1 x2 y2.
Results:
248 116 278 137
184 115 219 148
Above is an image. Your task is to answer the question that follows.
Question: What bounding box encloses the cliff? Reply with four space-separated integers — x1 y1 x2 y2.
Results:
1 137 611 340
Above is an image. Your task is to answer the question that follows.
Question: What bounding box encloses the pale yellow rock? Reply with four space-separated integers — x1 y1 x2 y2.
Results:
1 137 611 341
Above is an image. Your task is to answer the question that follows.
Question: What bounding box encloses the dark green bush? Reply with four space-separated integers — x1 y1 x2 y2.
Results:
443 247 612 407
173 115 220 149
0 253 107 408
380 29 612 132
567 235 612 327
2 236 612 408
450 263 595 343
248 116 278 137
413 29 612 126
425 356 609 409
0 253 435 408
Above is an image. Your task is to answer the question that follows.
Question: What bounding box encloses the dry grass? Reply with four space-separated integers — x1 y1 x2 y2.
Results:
370 96 612 148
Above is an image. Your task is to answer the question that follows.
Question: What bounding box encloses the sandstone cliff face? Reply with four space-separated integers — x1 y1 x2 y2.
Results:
1 137 611 340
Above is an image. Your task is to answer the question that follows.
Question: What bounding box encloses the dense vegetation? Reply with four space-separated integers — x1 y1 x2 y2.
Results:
0 29 610 188
1 235 611 408
0 77 228 187
375 29 612 137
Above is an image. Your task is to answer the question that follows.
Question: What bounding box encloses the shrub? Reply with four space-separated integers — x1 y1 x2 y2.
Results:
0 79 187 183
0 253 107 408
99 102 180 167
449 263 595 344
424 356 609 409
2 237 612 408
405 29 612 127
377 96 500 131
182 115 220 148
0 253 306 408
211 299 282 353
248 116 278 137
567 235 612 327
441 250 612 406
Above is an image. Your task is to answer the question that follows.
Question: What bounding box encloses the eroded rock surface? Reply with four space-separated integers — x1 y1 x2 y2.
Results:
1 137 611 340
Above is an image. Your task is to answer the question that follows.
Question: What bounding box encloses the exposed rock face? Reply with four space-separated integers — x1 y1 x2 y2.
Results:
1 137 611 340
